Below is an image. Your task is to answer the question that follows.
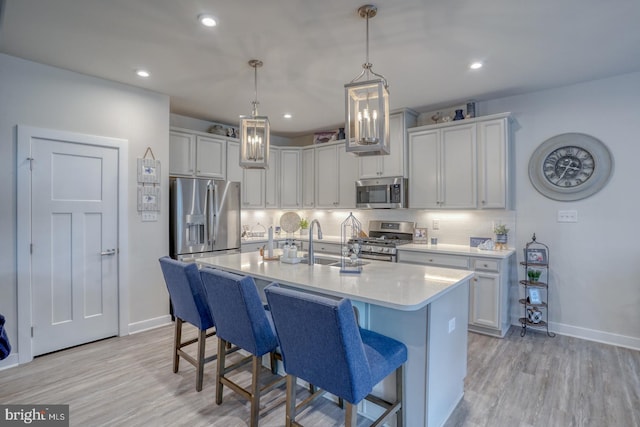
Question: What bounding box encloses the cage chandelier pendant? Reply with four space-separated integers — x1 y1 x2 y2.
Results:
240 59 270 169
345 4 390 156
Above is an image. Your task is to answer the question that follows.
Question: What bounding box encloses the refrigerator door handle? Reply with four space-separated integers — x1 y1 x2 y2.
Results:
208 183 217 246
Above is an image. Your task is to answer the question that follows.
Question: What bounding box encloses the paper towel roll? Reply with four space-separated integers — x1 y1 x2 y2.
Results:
267 226 274 258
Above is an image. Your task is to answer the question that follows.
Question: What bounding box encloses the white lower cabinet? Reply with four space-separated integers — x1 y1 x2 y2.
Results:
397 250 513 337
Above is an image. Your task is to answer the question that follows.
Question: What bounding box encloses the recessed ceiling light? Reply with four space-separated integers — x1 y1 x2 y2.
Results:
198 14 217 27
136 69 150 78
283 113 292 119
469 62 483 70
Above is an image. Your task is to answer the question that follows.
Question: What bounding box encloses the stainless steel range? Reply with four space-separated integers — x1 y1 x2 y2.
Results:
356 220 415 262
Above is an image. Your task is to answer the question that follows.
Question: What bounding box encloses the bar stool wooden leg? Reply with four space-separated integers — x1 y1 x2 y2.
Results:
173 318 182 373
195 328 206 392
285 374 298 427
345 402 357 427
250 356 261 427
215 338 227 405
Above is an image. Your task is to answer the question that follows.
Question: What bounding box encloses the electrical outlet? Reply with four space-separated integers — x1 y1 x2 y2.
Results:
433 219 440 230
557 210 578 223
448 317 456 333
141 212 158 222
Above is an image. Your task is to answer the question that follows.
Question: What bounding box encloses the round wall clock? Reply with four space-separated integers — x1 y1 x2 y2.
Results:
528 133 613 201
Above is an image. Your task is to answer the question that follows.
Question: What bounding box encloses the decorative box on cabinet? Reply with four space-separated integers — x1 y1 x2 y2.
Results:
407 113 511 210
358 109 417 179
397 249 513 338
169 128 226 179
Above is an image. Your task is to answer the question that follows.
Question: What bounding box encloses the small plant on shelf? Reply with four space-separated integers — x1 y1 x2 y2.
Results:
493 223 510 250
299 218 309 229
527 269 541 283
493 223 510 235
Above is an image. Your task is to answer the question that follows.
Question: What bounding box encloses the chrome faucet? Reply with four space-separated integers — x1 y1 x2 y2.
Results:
307 219 323 265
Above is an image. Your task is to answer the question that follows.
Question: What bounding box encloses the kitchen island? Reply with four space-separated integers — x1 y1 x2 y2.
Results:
197 252 473 427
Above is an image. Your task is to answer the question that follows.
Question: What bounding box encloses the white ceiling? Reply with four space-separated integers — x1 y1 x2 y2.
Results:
1 0 640 136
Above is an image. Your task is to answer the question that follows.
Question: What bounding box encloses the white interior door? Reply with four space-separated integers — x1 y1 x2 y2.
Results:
30 138 119 356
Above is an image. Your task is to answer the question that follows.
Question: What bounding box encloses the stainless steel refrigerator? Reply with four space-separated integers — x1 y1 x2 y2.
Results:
170 177 241 260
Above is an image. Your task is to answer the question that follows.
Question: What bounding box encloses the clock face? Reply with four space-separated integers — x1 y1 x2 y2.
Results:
542 146 595 188
529 133 613 201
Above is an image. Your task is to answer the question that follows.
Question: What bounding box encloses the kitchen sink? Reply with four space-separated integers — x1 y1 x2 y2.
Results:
311 256 340 266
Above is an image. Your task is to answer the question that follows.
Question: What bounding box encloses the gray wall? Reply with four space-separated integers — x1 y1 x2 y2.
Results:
482 71 640 346
0 53 171 364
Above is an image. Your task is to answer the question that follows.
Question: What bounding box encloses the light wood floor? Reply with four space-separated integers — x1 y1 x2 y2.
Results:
1 324 638 427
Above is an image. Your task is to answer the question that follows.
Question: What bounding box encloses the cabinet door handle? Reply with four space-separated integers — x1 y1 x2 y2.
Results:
483 264 488 268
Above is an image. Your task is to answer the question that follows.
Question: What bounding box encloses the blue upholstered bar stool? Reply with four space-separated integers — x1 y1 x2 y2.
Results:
264 284 408 427
200 268 286 427
158 256 219 392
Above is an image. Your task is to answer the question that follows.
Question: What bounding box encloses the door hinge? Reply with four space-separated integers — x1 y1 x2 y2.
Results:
26 157 34 171
30 243 33 254
31 326 34 337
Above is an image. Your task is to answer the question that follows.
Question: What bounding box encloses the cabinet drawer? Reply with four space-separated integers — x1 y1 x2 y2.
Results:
398 251 469 269
471 258 500 272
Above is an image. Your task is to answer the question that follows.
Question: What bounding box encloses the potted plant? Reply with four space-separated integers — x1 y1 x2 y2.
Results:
299 218 309 235
493 224 510 250
527 269 541 283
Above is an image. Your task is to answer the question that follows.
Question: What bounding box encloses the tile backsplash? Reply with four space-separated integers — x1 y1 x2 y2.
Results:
242 209 516 246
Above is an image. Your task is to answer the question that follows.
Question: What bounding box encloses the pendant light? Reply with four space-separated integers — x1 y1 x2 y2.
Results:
240 59 270 169
345 4 390 156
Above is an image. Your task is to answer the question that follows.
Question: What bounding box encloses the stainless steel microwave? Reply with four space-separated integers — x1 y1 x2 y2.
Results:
355 177 408 209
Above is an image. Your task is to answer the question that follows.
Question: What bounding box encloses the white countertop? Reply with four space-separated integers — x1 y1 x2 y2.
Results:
399 243 515 259
197 252 473 311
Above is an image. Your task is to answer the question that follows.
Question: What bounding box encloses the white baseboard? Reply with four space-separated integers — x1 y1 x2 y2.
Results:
128 315 172 335
0 353 19 371
511 319 640 351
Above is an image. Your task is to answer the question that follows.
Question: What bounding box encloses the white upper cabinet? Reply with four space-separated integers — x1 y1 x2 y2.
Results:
226 140 243 183
440 124 477 208
242 168 265 208
227 138 265 208
358 109 417 179
265 147 280 209
477 117 510 209
195 135 226 179
170 129 226 179
315 142 357 209
301 147 315 209
338 144 358 208
409 124 476 209
280 149 302 208
408 113 510 209
169 130 196 176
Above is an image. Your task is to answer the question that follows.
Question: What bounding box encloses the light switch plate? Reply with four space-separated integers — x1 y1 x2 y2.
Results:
557 210 578 223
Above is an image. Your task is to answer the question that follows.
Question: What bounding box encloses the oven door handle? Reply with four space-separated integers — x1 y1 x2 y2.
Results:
360 253 394 262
